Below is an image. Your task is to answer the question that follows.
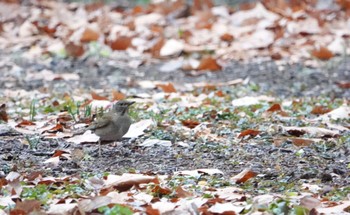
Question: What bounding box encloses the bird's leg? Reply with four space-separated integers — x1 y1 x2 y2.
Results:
99 140 102 157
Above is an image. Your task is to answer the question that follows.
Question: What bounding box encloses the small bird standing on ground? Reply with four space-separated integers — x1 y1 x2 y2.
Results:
85 100 135 156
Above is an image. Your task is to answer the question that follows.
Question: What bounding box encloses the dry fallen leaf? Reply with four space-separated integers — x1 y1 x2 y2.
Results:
78 196 112 213
238 129 260 138
311 46 334 60
231 169 257 184
112 90 126 101
91 91 109 101
65 42 85 58
267 103 282 112
107 36 132 51
197 56 222 71
220 33 234 42
156 83 177 93
311 106 332 115
290 138 314 147
80 27 99 43
283 126 339 137
181 119 200 129
0 104 8 122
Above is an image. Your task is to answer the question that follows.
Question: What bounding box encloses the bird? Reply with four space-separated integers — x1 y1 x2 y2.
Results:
84 100 135 156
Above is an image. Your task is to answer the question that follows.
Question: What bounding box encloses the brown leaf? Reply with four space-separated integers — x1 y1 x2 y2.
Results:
52 150 68 157
112 90 126 101
220 33 234 42
231 169 257 184
0 104 8 122
287 129 306 137
16 120 36 127
25 171 43 181
311 106 332 115
238 129 260 138
80 27 99 43
150 37 165 58
197 57 222 71
215 90 225 97
336 81 350 89
267 103 282 112
91 91 109 101
14 200 41 214
45 123 64 133
311 46 334 60
175 186 192 198
145 205 160 215
181 119 200 129
192 0 213 12
291 138 314 147
336 0 350 10
65 42 85 58
152 185 172 196
108 36 132 51
109 174 156 192
156 83 177 93
270 52 282 60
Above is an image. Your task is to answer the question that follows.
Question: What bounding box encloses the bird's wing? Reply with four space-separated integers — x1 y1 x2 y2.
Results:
87 114 112 130
115 115 132 135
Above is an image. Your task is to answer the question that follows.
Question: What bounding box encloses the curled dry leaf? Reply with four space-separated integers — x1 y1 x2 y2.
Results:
181 119 200 129
314 105 350 122
311 106 332 115
231 169 257 184
336 81 350 89
238 129 260 138
104 174 157 191
156 82 177 93
283 126 339 137
91 91 109 101
16 120 36 127
80 27 99 43
267 103 282 112
112 90 126 101
150 37 165 58
152 185 172 196
43 123 63 133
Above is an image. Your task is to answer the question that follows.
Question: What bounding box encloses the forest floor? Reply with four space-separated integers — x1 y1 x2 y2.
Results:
0 0 349 214
1 52 349 214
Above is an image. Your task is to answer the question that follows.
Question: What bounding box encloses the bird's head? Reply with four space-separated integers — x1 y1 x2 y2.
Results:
113 100 135 115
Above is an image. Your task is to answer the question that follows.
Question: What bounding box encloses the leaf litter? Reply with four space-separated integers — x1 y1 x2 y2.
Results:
0 0 349 214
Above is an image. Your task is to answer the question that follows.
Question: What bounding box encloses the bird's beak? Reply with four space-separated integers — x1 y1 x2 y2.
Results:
127 101 136 106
